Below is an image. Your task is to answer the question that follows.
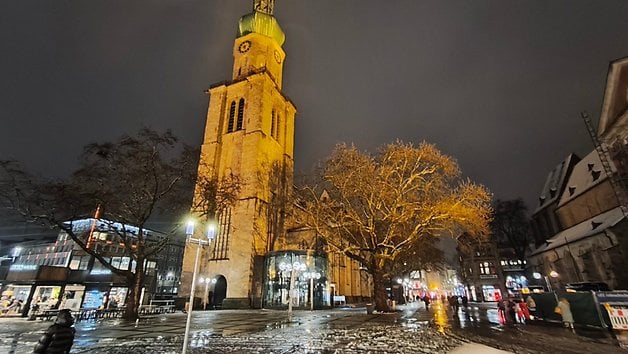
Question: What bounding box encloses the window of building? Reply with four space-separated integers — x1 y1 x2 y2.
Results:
211 207 232 260
119 257 130 271
236 98 245 130
479 261 495 275
227 101 236 132
276 113 281 142
271 110 276 139
69 256 90 270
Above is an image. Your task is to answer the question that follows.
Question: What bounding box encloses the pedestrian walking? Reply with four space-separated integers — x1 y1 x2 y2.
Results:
33 309 75 354
517 297 530 323
506 299 517 324
555 298 575 333
497 300 507 324
525 295 537 319
422 295 430 310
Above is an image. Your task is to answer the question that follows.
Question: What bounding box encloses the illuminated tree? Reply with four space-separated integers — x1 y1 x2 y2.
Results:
0 128 239 320
297 141 491 311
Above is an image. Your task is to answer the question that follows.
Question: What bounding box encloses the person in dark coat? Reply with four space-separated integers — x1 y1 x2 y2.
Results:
33 309 75 354
422 295 431 310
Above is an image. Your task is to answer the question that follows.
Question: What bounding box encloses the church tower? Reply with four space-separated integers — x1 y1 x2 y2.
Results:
180 0 296 308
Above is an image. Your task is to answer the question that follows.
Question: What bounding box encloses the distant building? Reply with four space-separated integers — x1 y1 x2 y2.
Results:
0 219 184 315
458 236 506 302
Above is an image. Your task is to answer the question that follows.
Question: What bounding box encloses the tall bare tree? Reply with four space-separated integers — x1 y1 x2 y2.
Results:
490 198 531 261
0 128 239 320
297 142 491 311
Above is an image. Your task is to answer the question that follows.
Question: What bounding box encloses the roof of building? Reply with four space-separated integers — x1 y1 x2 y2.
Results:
529 206 625 256
556 150 617 208
64 218 165 237
598 56 628 138
533 153 580 214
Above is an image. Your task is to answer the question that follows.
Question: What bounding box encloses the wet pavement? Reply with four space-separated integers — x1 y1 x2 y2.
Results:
0 301 625 353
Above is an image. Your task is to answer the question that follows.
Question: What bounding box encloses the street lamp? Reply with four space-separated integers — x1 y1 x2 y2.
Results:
182 219 216 354
199 277 215 310
303 271 321 311
279 256 306 315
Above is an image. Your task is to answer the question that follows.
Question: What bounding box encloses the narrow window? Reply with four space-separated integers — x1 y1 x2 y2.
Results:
270 110 276 139
276 113 281 142
237 98 245 130
211 207 232 260
227 101 236 132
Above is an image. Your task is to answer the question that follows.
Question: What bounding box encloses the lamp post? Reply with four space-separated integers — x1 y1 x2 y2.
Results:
303 271 321 311
182 220 216 354
200 277 212 310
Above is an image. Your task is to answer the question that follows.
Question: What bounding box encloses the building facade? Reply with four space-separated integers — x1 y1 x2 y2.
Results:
0 219 184 315
528 57 628 291
180 0 371 309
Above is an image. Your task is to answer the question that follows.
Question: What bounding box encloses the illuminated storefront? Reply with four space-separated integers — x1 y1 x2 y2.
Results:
263 251 329 309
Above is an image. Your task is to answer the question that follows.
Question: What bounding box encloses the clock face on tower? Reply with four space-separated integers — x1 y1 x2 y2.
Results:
238 41 251 53
274 50 281 64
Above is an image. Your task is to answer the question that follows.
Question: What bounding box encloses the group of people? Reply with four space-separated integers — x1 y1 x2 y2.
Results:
0 296 23 316
497 297 532 324
416 294 470 312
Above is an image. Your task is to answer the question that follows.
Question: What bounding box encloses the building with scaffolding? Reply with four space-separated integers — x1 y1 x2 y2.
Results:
528 57 628 291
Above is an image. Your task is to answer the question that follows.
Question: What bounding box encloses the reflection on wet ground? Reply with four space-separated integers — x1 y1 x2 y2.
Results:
0 301 624 353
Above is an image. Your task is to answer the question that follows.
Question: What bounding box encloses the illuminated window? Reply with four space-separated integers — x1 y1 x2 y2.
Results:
69 256 90 270
237 98 245 130
480 262 495 274
227 101 236 132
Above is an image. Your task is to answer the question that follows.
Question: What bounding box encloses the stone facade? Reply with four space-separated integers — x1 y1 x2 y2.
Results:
528 57 628 291
180 4 295 308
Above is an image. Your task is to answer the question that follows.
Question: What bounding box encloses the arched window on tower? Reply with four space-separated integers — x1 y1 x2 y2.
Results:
227 101 236 133
236 98 245 130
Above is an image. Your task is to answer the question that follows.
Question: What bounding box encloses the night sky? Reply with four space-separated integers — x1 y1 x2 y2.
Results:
1 0 628 216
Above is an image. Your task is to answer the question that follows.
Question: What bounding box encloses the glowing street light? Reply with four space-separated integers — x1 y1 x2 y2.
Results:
182 219 216 354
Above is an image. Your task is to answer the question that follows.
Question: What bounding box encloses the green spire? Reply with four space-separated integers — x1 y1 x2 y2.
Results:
238 0 285 46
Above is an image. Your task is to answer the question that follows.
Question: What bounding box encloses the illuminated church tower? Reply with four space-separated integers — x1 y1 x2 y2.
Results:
180 0 296 308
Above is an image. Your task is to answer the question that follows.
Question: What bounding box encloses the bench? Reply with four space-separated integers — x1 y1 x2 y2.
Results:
333 295 346 305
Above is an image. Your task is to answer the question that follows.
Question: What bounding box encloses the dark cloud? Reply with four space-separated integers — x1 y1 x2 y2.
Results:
1 0 627 212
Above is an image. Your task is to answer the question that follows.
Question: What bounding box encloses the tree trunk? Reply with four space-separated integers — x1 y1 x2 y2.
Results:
372 269 390 312
123 267 144 321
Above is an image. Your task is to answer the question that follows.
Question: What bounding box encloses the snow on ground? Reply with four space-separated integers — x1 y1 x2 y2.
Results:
75 323 467 353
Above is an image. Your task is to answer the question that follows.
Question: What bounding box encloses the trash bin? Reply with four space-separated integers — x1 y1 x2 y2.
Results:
366 303 375 314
